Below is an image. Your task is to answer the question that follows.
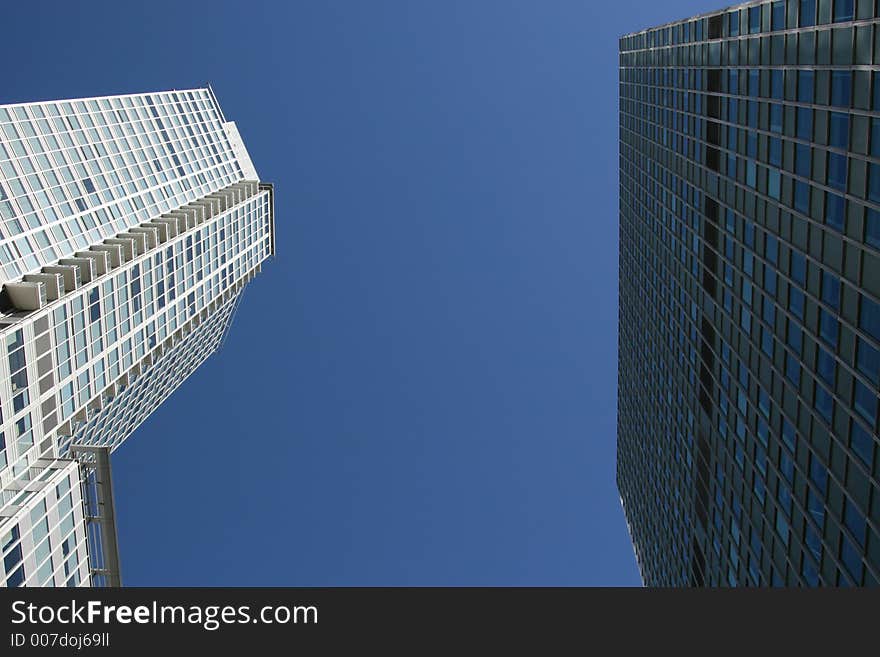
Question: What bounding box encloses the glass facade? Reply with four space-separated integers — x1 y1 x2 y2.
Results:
1 459 89 588
618 1 880 586
0 89 274 587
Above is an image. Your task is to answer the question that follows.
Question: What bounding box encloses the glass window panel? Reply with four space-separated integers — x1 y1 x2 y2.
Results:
800 0 817 26
829 112 849 149
866 208 880 249
833 0 854 22
827 152 848 191
831 71 852 107
798 70 815 103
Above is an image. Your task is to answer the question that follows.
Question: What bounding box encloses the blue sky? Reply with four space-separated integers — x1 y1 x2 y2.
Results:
2 0 713 585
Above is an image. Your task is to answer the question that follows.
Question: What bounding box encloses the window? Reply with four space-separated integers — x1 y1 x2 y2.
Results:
791 252 806 286
1 524 19 555
798 70 814 103
867 208 880 249
853 379 877 424
781 419 797 452
776 510 791 546
840 536 862 584
821 272 841 309
860 295 880 342
833 0 855 22
875 71 880 110
787 352 802 385
805 523 822 561
827 153 848 191
871 163 880 204
4 542 22 574
769 169 781 199
829 112 849 149
831 71 852 107
772 1 786 30
796 107 813 140
825 193 846 232
815 383 833 422
766 234 779 264
809 455 828 493
794 180 810 213
843 498 866 548
799 0 816 26
771 70 784 100
872 118 880 158
6 565 24 588
749 6 761 33
708 14 723 39
770 104 783 133
768 137 782 168
819 308 839 347
749 70 759 97
796 143 812 178
856 338 880 384
746 132 758 159
729 10 740 36
817 346 836 386
850 419 875 468
790 288 805 319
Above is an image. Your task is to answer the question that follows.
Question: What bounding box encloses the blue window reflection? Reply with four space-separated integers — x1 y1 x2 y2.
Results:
827 153 848 191
831 71 852 107
799 0 816 26
829 112 849 149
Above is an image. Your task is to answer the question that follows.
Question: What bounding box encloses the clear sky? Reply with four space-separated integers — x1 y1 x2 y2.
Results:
1 0 714 585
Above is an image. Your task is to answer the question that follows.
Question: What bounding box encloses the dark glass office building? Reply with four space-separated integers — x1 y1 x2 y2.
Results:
618 0 880 586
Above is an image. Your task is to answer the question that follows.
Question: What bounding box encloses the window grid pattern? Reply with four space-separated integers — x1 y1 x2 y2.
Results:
0 183 271 486
68 289 242 452
0 459 90 588
619 0 880 587
0 87 275 587
0 89 244 281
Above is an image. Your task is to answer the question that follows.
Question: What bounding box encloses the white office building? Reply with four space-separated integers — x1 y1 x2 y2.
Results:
0 88 274 586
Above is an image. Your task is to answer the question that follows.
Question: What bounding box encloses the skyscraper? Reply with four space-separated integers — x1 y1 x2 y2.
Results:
618 1 879 586
0 88 274 587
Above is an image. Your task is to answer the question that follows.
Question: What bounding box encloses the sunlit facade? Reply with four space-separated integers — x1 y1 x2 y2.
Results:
0 88 274 586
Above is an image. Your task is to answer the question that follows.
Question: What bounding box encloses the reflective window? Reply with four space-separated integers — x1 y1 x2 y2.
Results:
821 271 841 309
825 193 846 232
853 379 877 424
827 152 848 191
819 308 839 347
831 71 852 107
870 163 880 203
771 70 784 99
833 0 854 22
872 118 880 159
850 420 875 468
817 346 836 386
829 112 849 149
799 0 816 27
862 295 880 342
866 208 880 249
856 338 880 385
798 70 814 103
796 107 813 140
749 6 761 34
791 251 806 286
771 0 785 30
